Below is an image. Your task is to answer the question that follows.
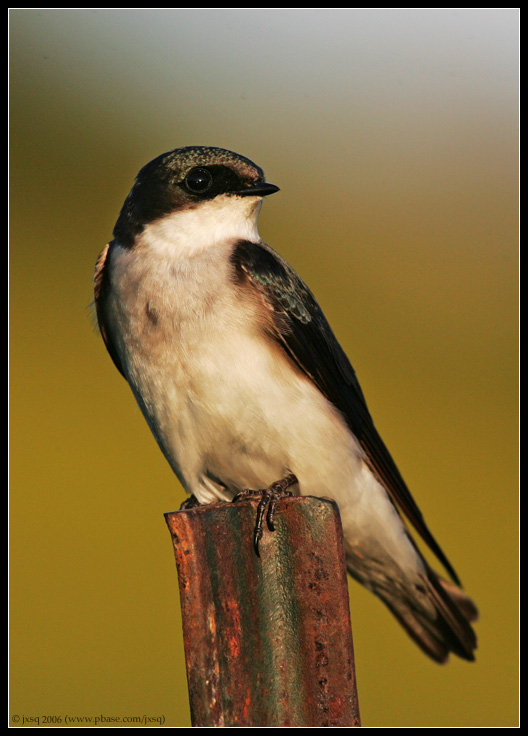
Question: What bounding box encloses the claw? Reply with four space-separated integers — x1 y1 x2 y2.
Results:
179 494 200 510
233 473 298 555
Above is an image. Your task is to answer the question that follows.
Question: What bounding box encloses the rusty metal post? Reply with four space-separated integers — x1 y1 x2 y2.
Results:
165 495 361 727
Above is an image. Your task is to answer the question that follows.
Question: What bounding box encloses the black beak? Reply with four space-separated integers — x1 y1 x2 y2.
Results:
235 181 280 197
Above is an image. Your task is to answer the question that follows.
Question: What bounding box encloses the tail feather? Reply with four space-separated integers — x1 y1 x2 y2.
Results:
419 568 477 662
437 575 479 623
383 597 452 663
353 564 478 664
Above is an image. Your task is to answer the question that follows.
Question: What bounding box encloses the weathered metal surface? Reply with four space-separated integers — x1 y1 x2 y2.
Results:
165 495 361 727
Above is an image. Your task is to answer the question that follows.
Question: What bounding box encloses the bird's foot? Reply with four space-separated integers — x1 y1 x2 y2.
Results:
179 494 200 510
232 473 298 555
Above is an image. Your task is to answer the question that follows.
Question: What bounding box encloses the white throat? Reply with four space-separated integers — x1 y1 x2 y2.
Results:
136 194 263 261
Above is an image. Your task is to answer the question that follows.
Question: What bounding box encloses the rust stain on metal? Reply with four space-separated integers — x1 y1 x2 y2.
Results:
165 495 361 727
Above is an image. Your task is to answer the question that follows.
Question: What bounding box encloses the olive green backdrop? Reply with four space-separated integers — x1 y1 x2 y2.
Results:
10 9 518 727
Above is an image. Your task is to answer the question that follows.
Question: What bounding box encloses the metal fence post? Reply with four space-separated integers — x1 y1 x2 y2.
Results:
165 495 361 727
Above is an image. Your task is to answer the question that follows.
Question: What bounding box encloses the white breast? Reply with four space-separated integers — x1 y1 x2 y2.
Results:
105 201 423 578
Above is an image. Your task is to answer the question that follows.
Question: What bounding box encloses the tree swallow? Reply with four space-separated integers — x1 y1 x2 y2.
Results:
94 146 477 663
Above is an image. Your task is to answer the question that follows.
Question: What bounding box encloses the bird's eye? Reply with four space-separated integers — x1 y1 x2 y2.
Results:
184 167 213 194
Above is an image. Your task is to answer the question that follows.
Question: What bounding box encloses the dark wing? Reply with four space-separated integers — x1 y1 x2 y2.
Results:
231 239 460 585
93 241 126 378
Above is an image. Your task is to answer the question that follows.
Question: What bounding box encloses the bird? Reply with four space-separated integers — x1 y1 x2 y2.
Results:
94 145 478 664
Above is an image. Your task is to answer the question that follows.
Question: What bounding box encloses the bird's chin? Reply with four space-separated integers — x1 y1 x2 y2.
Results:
225 193 264 227
245 196 263 218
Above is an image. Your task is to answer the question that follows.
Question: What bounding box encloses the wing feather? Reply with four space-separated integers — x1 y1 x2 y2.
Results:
94 241 126 378
231 239 460 585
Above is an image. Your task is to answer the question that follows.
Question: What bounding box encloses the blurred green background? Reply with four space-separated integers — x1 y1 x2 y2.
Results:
9 9 518 727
